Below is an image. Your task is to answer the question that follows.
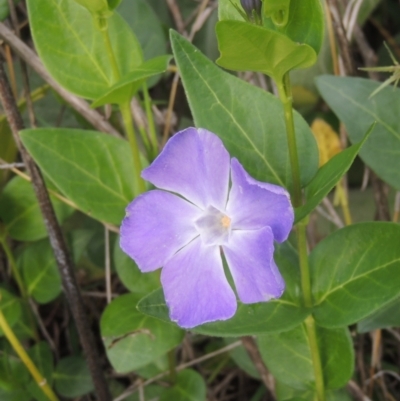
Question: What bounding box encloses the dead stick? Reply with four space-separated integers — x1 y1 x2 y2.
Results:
0 22 121 138
0 59 112 401
241 336 276 400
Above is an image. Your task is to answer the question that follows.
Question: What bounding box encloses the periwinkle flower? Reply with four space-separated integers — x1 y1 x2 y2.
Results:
120 128 294 328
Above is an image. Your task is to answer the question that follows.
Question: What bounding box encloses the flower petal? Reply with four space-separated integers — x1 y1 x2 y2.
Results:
223 227 285 303
142 127 230 210
226 158 294 242
161 237 237 328
120 190 201 272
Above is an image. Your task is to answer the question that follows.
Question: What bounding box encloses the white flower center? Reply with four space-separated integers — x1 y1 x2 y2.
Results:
194 205 232 246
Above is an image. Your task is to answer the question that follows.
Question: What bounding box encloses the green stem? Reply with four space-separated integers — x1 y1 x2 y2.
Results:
276 73 302 207
120 101 146 193
0 303 59 401
0 237 40 341
100 25 120 84
142 83 158 159
168 349 177 384
276 72 326 401
1 238 26 299
305 316 325 401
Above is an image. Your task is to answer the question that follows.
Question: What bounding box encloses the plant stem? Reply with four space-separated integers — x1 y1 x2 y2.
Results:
276 73 302 207
142 82 158 159
99 20 146 190
100 26 120 84
0 238 26 298
305 316 325 401
0 304 59 401
120 101 146 193
168 349 177 384
277 72 326 401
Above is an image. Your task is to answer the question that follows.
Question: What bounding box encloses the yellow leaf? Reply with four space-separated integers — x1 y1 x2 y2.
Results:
311 118 342 166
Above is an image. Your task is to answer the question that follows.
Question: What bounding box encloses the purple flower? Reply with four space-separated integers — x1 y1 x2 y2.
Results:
120 128 294 329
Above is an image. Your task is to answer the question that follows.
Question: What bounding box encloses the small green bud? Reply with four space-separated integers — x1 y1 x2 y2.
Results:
73 0 110 16
263 0 291 27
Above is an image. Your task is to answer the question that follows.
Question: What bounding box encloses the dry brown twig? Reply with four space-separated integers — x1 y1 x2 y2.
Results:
0 22 121 137
0 59 112 401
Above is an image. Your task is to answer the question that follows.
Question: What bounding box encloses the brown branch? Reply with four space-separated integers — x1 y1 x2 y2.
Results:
241 336 276 400
326 0 355 75
0 59 112 401
0 22 121 137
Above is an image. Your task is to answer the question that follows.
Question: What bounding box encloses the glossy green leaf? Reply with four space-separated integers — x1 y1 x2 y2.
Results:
316 76 400 189
0 350 30 400
0 289 21 337
218 0 243 21
101 293 183 373
263 0 324 54
171 31 318 189
138 243 309 336
276 382 353 401
358 296 400 333
295 125 373 222
20 128 137 226
118 0 167 61
0 176 73 242
224 338 259 379
114 238 160 294
26 342 54 401
91 55 172 107
17 239 61 304
27 0 143 99
53 355 94 398
216 21 317 83
258 324 353 390
311 222 400 327
159 370 206 401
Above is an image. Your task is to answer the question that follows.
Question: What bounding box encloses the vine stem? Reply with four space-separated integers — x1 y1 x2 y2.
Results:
120 101 146 193
0 237 26 298
99 18 146 190
0 236 40 341
100 24 120 84
277 72 326 401
0 300 59 401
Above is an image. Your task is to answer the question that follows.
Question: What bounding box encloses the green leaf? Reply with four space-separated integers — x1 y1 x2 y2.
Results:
114 238 160 294
0 289 21 337
118 0 167 61
0 346 31 394
53 355 94 398
263 0 324 54
91 55 172 107
316 76 400 189
295 124 373 222
20 128 137 226
27 0 143 99
358 296 400 333
311 222 400 328
216 21 317 82
100 294 183 373
138 243 309 336
171 30 318 189
224 338 259 379
218 0 243 21
0 176 73 241
159 370 206 401
258 324 353 390
26 342 54 401
17 239 62 304
276 382 353 401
